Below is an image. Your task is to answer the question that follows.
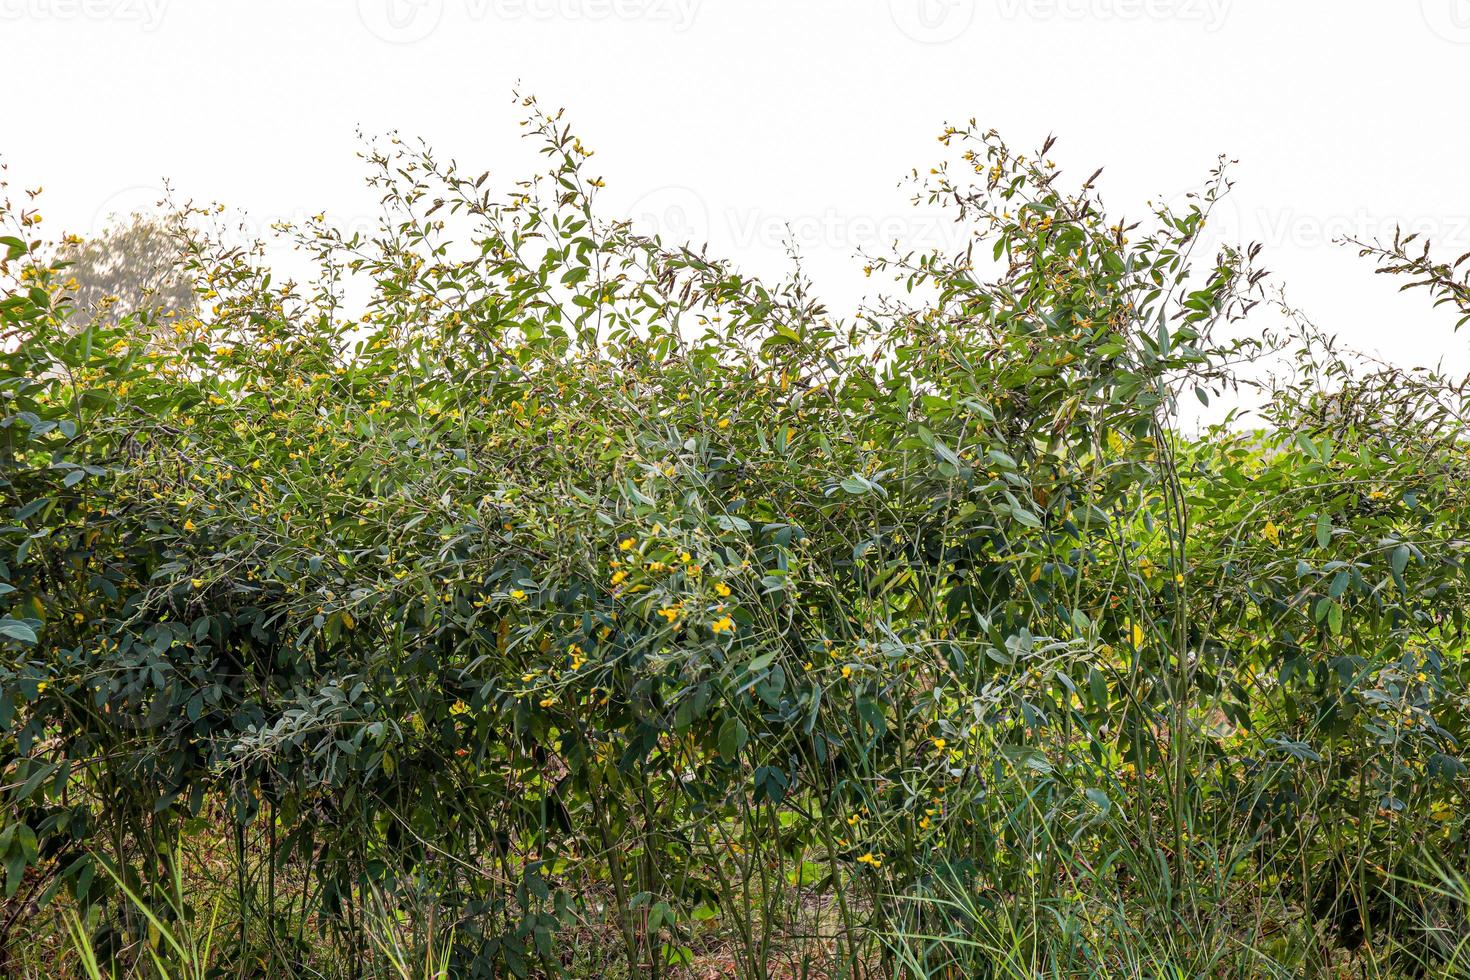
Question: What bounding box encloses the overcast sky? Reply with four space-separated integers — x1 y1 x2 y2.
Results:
7 0 1469 375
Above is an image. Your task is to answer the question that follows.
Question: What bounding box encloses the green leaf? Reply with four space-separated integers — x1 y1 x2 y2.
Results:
1391 544 1410 576
717 717 748 760
746 653 776 674
0 620 38 645
16 763 56 803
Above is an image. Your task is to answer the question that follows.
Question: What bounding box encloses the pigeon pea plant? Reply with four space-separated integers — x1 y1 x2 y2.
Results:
1 99 1468 977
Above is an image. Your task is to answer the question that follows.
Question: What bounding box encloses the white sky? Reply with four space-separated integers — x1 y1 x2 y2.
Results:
7 0 1470 376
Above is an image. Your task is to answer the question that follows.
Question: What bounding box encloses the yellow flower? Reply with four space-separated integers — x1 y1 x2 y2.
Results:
619 537 636 551
183 519 196 532
539 697 557 708
510 589 527 601
932 737 947 752
610 570 628 586
856 853 882 868
450 699 470 716
657 606 680 623
841 665 853 679
715 582 731 598
710 615 735 635
717 418 731 429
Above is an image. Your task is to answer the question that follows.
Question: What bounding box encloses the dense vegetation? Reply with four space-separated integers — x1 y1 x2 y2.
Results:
2 100 1469 977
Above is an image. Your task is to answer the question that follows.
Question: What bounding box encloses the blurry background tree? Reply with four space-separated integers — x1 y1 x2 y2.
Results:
56 213 194 327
